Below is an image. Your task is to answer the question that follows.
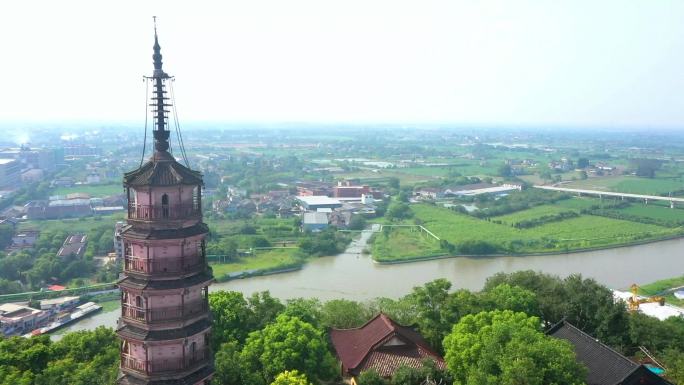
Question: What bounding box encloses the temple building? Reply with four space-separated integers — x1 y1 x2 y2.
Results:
330 313 445 383
117 22 214 385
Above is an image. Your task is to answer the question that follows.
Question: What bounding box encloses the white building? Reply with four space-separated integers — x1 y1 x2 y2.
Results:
0 303 48 336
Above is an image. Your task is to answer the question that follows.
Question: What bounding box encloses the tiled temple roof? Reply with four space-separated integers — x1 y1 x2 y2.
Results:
330 313 444 377
124 156 202 187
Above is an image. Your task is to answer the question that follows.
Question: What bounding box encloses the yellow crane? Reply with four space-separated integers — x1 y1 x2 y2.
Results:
627 284 665 312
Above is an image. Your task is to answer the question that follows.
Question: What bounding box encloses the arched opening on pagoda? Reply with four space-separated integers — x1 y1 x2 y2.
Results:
161 194 169 218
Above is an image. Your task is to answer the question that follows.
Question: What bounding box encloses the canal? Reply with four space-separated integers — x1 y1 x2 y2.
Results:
55 232 684 336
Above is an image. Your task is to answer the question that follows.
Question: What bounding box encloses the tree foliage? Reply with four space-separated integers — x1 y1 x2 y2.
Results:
270 370 312 385
357 369 388 385
240 315 337 385
0 327 118 385
443 310 586 385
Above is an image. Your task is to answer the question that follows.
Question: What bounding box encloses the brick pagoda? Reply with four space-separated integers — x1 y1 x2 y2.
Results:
117 23 214 385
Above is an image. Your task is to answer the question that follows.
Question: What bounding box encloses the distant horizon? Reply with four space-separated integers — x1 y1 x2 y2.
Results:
0 119 683 133
1 1 683 128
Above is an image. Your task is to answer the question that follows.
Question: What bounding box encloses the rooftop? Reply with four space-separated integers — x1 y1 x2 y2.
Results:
547 320 672 385
296 195 342 206
330 313 444 377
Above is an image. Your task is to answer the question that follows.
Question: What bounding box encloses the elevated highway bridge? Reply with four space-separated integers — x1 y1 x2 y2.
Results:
533 185 684 208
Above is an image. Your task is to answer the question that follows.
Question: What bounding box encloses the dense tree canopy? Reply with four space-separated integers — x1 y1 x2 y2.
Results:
0 327 118 385
270 370 312 385
443 310 586 385
240 315 337 385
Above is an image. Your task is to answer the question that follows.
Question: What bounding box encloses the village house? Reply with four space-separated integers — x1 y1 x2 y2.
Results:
330 313 445 384
302 212 329 232
296 181 333 197
10 229 40 249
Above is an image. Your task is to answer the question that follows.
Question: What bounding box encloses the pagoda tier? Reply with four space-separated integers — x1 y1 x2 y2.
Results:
117 22 213 385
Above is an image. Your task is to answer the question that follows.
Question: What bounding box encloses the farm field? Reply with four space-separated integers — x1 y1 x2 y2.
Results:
492 205 576 226
209 248 301 278
18 214 125 232
616 204 684 224
52 183 123 197
371 228 443 262
337 170 435 185
204 217 300 241
554 197 603 210
562 176 684 195
372 204 683 261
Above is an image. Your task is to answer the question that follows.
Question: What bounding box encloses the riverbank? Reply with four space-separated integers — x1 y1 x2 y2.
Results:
373 232 684 264
372 203 684 262
637 275 684 307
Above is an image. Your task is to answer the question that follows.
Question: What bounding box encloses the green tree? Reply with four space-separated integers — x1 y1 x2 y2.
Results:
357 369 388 385
281 298 322 328
661 348 684 384
0 225 13 250
248 291 285 331
483 283 540 317
240 315 337 385
386 203 413 221
214 341 244 385
348 215 367 230
209 291 254 348
443 310 586 385
270 370 312 385
391 359 451 385
576 158 589 168
320 299 371 329
405 279 458 352
498 163 512 177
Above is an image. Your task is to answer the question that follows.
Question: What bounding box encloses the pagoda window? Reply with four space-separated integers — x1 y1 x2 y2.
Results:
161 194 169 218
192 186 200 210
190 341 197 362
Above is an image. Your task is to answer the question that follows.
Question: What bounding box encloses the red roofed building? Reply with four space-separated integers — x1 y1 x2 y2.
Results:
330 313 445 383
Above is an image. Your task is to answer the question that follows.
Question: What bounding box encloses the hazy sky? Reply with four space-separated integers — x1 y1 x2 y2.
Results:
1 1 683 128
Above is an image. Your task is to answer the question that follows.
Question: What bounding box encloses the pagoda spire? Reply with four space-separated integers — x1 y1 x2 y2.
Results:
150 16 172 157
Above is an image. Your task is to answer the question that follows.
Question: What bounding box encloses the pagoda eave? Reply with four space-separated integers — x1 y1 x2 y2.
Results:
121 223 209 240
118 365 214 385
117 319 211 342
118 271 214 292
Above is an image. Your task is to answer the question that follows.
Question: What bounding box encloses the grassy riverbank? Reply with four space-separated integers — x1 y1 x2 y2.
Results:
372 203 684 262
637 275 684 307
210 248 303 278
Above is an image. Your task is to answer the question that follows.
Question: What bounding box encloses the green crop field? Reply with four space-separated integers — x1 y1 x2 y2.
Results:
392 167 453 177
554 197 603 210
493 205 575 226
371 228 443 261
563 176 684 195
209 248 301 278
52 183 124 197
337 170 435 185
616 204 684 223
19 214 125 232
372 204 682 261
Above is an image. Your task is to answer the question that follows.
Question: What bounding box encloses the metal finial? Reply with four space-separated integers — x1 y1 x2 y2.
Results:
153 16 157 36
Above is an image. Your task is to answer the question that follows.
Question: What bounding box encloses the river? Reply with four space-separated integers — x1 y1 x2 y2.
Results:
55 232 684 336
